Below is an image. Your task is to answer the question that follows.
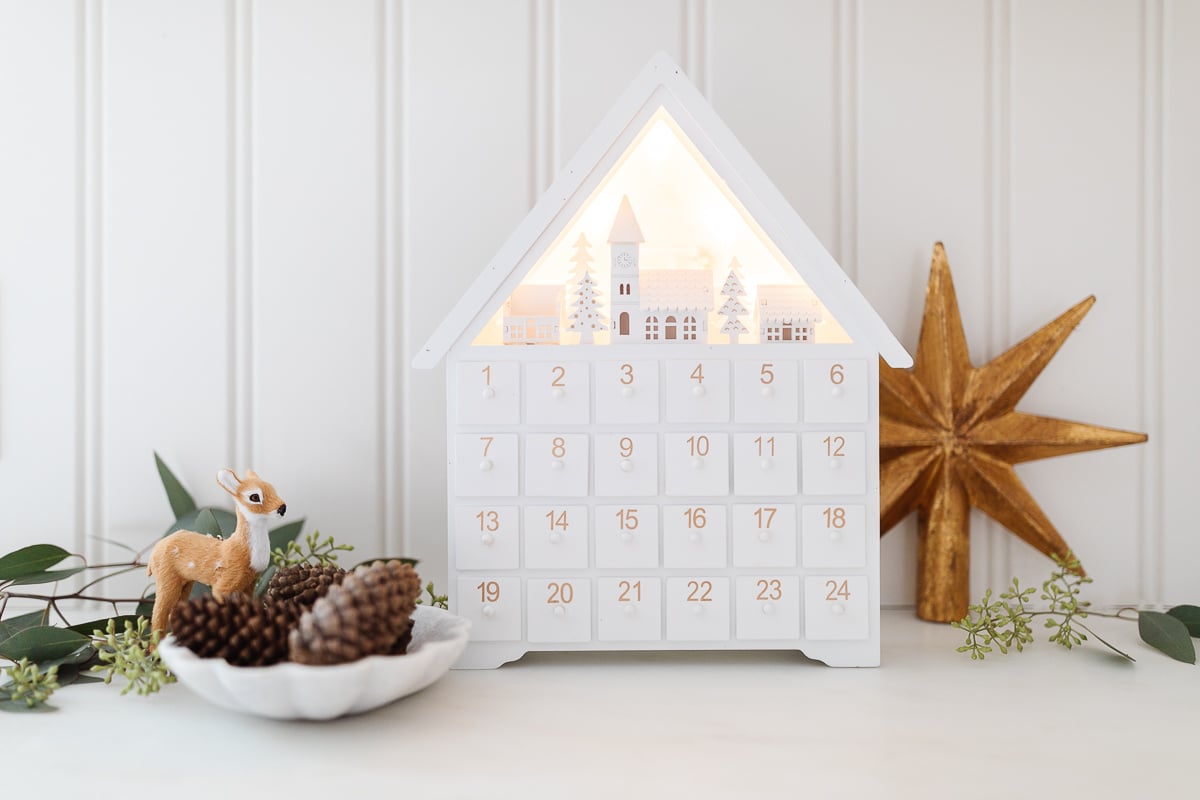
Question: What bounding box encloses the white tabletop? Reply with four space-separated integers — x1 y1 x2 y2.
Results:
3 609 1194 798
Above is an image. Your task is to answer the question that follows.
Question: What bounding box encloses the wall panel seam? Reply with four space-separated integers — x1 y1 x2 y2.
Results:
379 0 395 557
533 0 555 195
1139 0 1165 604
233 0 253 470
987 0 1014 590
397 0 413 557
82 0 104 564
835 0 859 280
74 0 86 561
684 0 709 97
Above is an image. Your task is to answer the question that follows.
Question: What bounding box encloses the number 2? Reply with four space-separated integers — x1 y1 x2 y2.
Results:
686 580 713 602
547 582 574 604
823 435 845 457
551 365 566 387
618 580 642 602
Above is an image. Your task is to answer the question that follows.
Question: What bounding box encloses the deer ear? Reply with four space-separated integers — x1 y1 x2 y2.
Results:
245 469 260 480
216 469 241 495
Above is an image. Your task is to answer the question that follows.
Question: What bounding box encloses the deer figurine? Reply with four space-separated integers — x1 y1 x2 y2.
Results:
148 469 287 635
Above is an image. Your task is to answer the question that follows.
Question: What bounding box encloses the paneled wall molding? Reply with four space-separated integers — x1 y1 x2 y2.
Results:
1 0 1195 607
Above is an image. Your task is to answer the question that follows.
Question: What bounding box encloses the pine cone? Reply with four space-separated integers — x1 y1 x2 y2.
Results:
171 594 301 667
266 564 347 609
289 561 421 666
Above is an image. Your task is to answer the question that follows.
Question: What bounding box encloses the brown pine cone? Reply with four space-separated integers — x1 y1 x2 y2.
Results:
289 561 421 666
266 564 347 609
171 593 301 667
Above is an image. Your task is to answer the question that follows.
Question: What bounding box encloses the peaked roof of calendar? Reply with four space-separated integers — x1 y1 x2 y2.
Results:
413 52 912 368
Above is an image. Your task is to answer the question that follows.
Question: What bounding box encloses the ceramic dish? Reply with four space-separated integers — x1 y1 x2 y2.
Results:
158 605 470 720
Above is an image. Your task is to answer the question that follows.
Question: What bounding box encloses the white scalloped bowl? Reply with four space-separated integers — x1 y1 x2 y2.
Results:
158 605 470 720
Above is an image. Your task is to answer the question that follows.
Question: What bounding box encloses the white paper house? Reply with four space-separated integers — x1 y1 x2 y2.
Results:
415 53 911 669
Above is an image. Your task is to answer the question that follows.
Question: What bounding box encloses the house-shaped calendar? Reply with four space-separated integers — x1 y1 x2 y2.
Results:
415 53 912 668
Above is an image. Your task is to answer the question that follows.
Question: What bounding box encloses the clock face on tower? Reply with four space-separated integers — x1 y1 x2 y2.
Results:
616 252 634 269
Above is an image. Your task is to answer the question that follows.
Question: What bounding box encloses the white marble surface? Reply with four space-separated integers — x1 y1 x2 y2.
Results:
2 609 1195 798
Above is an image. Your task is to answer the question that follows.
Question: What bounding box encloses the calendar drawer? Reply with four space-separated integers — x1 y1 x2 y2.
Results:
594 505 659 568
664 360 730 423
597 577 662 642
804 576 869 640
801 431 867 495
733 360 798 423
457 577 522 642
457 361 520 425
736 576 800 640
595 360 659 424
662 504 728 568
527 578 591 643
732 432 798 496
804 359 868 423
454 506 519 570
594 433 658 496
731 504 797 567
454 434 518 497
526 362 590 425
664 432 729 496
801 504 867 568
666 577 731 641
525 433 589 497
524 506 588 569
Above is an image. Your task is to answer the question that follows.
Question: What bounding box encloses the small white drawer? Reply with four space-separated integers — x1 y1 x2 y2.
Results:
454 434 518 497
456 361 520 425
524 505 588 569
453 505 519 570
456 577 522 641
732 432 798 496
733 360 798 423
664 360 730 423
594 433 658 497
736 576 800 640
595 360 659 424
525 433 589 497
804 576 869 640
665 577 730 641
527 578 591 643
803 359 868 423
662 504 728 569
664 432 729 496
801 504 867 568
597 577 662 642
801 431 867 495
594 505 659 569
526 362 590 425
731 503 797 568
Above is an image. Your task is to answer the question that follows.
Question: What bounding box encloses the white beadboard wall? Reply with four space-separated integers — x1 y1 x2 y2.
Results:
0 0 1195 607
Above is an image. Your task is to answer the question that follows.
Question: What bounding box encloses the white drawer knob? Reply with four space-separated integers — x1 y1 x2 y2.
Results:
830 602 845 616
553 605 566 618
479 458 493 471
761 602 775 616
620 386 635 398
549 531 562 544
828 458 841 470
831 385 844 398
481 604 495 618
551 458 564 471
688 531 701 543
761 385 775 398
757 530 771 543
551 387 565 399
691 457 703 469
760 458 772 471
691 384 706 398
481 386 495 400
619 458 634 472
480 533 495 546
623 604 636 616
619 531 633 543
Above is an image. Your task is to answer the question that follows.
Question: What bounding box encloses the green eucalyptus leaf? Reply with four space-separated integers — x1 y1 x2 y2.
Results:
0 545 71 581
191 508 227 538
7 566 87 586
37 644 98 672
1138 611 1197 664
135 597 155 619
0 698 58 713
155 452 197 519
0 626 91 662
1166 605 1200 637
0 610 52 644
164 507 237 538
254 565 277 597
268 519 306 552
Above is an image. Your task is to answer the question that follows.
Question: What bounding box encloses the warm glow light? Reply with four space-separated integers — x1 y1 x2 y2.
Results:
472 108 851 346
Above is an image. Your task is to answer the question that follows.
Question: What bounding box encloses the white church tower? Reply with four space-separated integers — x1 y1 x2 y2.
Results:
608 194 644 340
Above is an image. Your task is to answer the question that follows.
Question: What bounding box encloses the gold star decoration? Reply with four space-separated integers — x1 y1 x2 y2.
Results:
880 243 1147 622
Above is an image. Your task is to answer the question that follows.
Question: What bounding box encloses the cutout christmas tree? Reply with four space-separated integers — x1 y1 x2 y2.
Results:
566 234 608 344
719 259 750 344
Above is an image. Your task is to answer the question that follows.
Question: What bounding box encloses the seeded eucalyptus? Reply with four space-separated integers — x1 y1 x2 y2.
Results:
91 618 175 696
1 658 61 710
952 553 1198 664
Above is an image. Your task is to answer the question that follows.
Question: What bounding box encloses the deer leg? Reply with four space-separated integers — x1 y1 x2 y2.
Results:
151 574 184 636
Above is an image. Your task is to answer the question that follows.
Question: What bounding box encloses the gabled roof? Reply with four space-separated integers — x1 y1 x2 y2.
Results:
640 270 713 311
414 53 912 368
757 285 823 322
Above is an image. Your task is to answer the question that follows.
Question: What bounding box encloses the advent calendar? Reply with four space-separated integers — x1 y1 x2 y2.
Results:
414 54 911 668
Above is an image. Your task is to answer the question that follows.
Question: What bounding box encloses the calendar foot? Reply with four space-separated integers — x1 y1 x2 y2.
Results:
800 640 880 668
453 643 529 670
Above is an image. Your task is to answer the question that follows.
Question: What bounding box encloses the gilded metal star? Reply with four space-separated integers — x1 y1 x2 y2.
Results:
880 243 1147 622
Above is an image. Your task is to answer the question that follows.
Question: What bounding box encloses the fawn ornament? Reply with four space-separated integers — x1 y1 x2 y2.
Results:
148 469 287 635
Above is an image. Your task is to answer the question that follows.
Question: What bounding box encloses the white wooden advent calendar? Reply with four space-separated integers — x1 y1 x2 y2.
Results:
415 54 911 668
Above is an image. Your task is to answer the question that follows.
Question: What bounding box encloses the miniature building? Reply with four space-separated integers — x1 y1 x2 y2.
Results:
502 285 562 345
756 285 823 343
414 53 911 670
